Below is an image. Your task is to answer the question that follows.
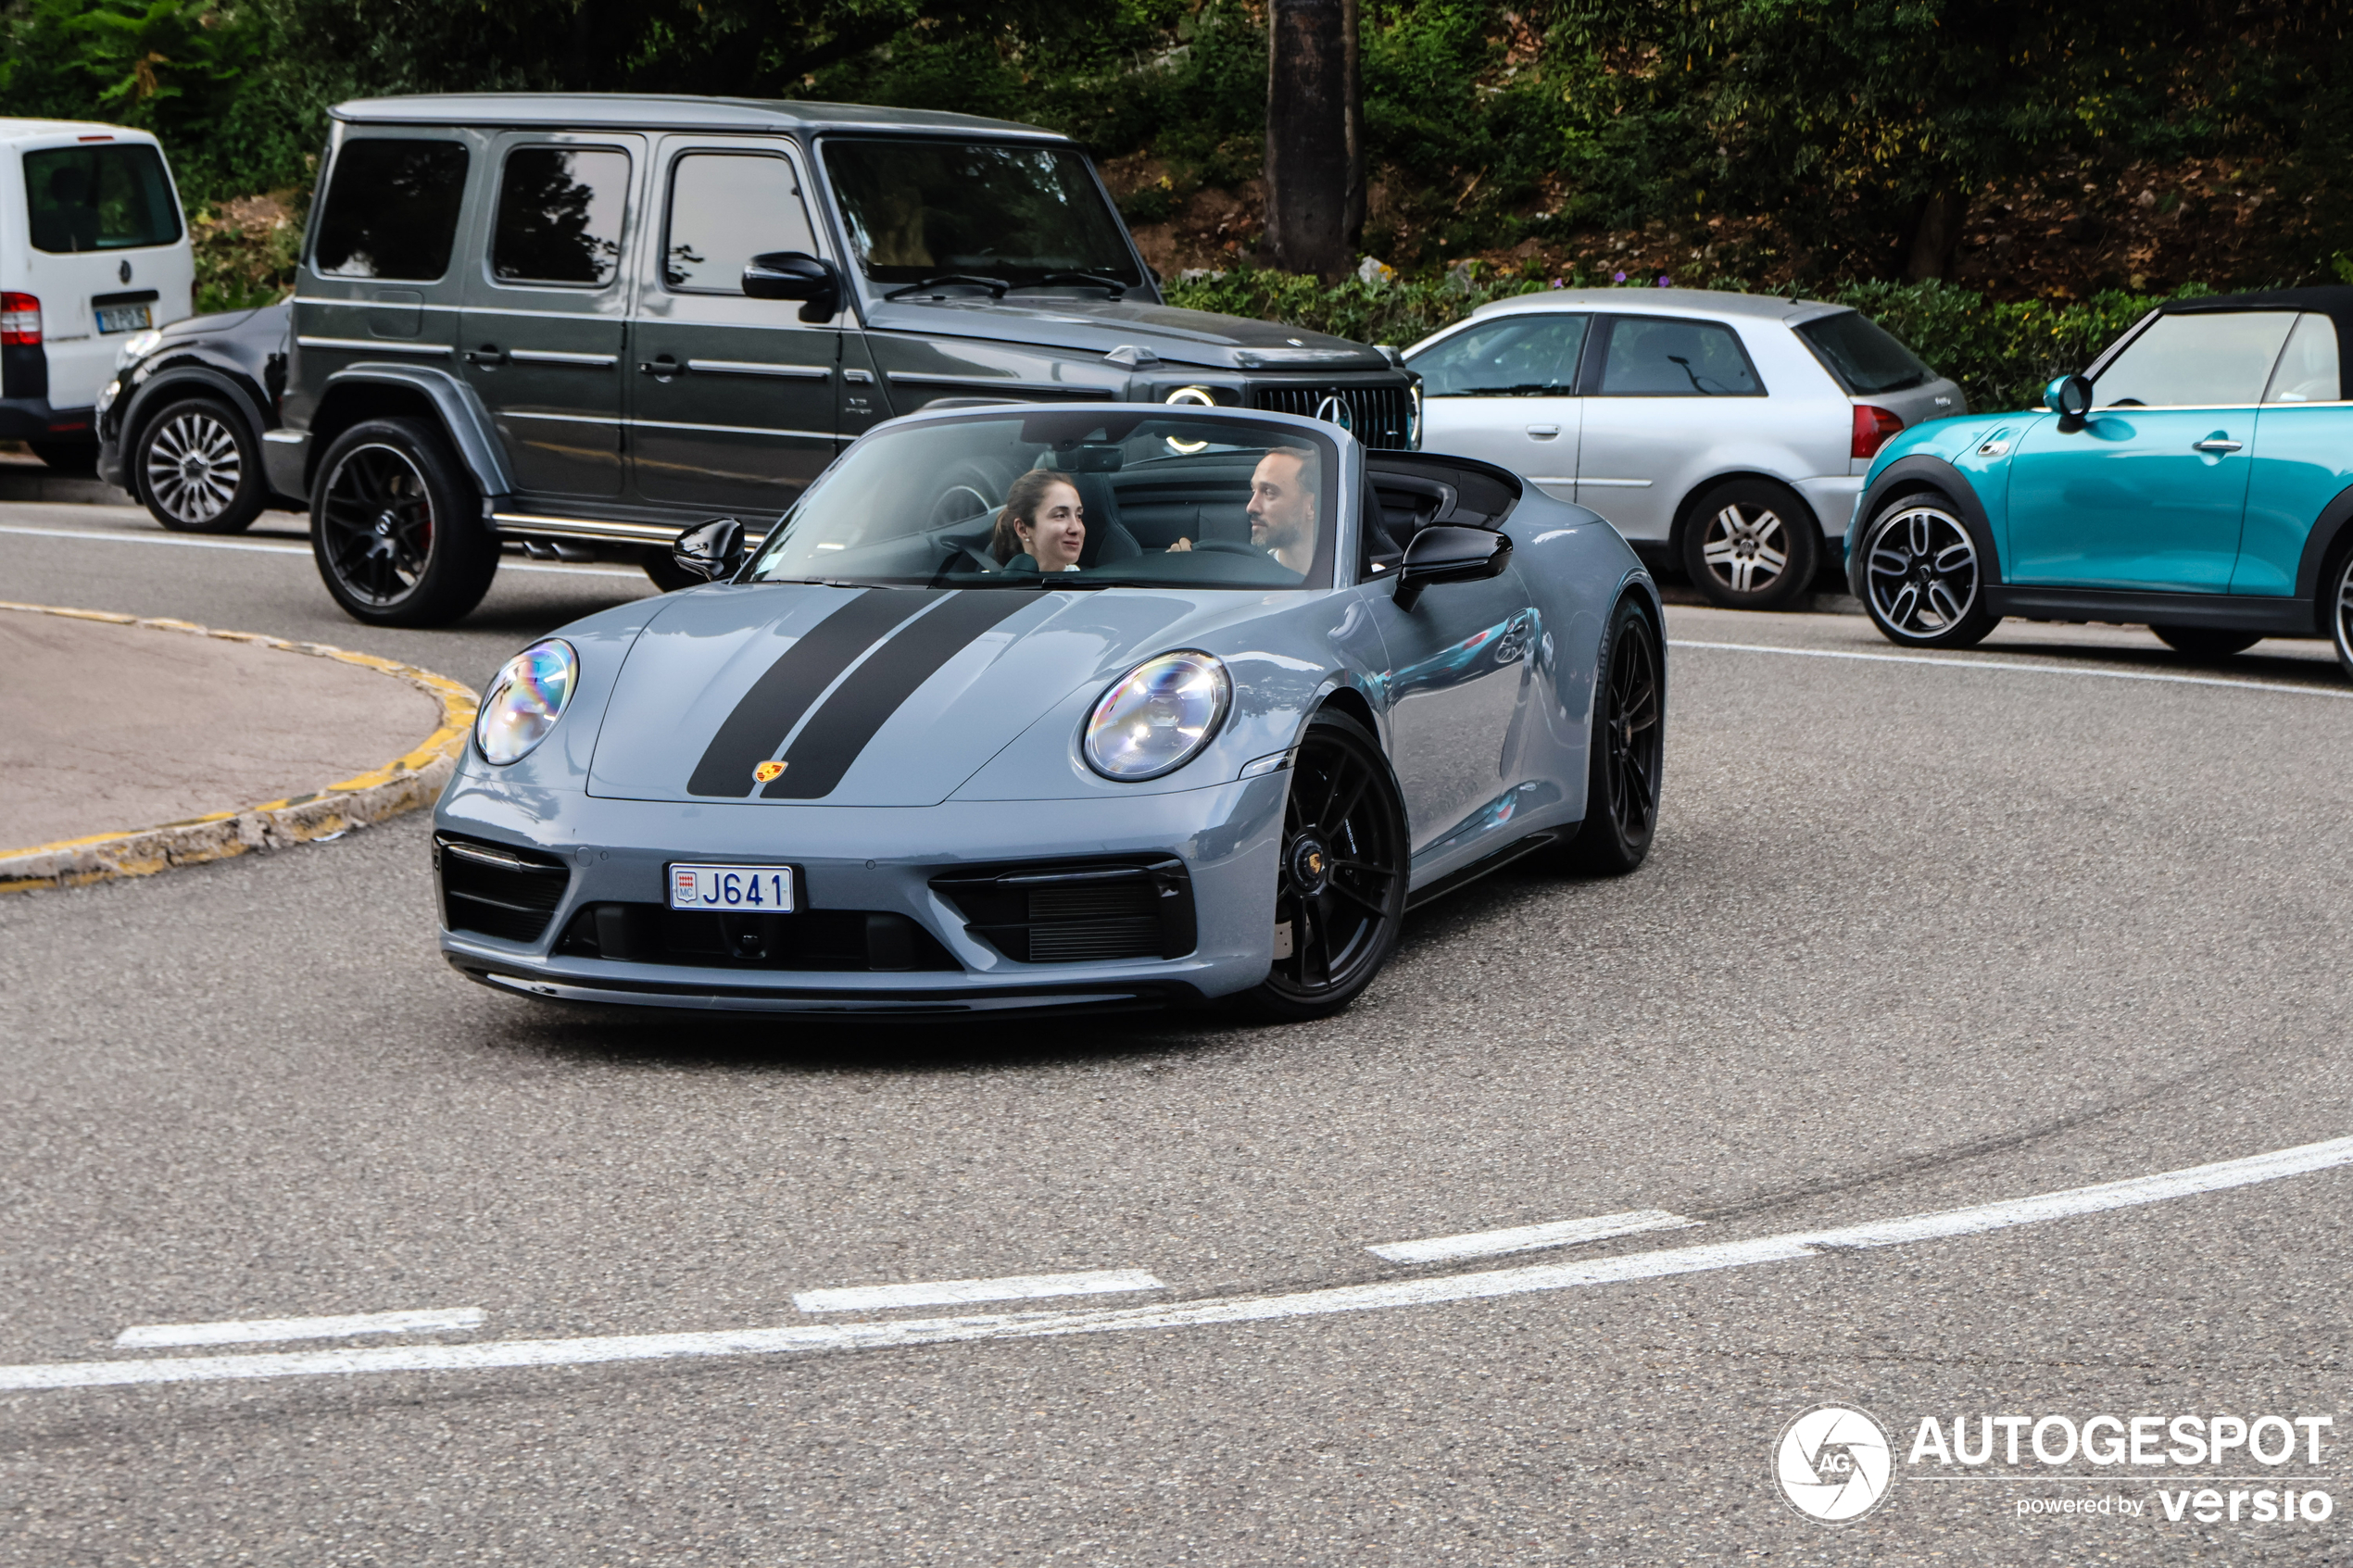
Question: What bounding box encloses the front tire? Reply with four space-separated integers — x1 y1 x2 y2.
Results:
1562 596 1664 874
311 417 497 628
1680 478 1818 610
2152 624 2260 659
1248 710 1408 1022
2329 549 2353 683
1857 491 1998 648
134 397 265 533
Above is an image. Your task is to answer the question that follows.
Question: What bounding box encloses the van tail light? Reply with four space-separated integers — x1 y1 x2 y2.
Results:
0 294 41 346
1852 404 1904 460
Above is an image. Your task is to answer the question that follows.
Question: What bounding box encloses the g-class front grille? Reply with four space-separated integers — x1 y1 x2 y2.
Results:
1252 383 1414 449
435 834 571 944
932 858 1196 963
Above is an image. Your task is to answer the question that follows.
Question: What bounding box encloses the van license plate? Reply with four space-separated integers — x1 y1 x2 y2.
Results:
668 863 795 911
96 304 152 333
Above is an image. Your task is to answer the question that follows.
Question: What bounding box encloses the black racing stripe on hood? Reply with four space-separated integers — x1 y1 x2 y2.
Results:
686 590 942 797
762 591 1036 800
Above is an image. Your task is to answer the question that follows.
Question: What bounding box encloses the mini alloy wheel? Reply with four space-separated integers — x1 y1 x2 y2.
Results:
1860 495 1997 648
134 398 264 533
1682 479 1818 610
1252 711 1408 1020
310 417 498 627
2332 551 2353 683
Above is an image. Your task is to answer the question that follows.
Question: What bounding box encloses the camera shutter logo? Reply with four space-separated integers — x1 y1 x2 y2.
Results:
1774 1404 1894 1523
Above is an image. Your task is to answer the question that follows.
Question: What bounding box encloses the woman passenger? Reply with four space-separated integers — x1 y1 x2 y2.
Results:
990 470 1087 571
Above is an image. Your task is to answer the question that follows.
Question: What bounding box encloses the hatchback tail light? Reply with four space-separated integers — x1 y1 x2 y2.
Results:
1852 404 1904 460
0 293 41 346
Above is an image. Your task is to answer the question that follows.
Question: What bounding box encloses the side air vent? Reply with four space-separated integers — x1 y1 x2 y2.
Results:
932 857 1196 963
434 834 571 944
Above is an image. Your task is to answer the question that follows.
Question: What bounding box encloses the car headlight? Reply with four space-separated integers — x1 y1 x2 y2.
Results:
113 329 161 373
1083 650 1231 781
474 638 577 765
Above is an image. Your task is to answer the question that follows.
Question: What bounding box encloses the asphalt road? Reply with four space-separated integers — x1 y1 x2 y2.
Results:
4 502 2351 1565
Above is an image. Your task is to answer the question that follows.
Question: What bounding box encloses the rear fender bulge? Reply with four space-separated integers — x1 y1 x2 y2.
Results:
1667 465 1828 558
307 364 513 500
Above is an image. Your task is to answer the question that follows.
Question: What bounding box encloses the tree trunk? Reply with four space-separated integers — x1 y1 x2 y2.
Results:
1265 0 1353 275
1341 0 1365 250
1903 188 1969 282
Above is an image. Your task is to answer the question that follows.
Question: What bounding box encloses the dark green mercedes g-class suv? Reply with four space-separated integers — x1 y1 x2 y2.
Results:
266 94 1419 625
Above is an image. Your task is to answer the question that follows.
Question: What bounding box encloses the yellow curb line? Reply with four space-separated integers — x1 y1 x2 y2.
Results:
0 602 478 895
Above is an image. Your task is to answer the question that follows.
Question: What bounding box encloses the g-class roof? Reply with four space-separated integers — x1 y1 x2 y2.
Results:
329 94 1063 142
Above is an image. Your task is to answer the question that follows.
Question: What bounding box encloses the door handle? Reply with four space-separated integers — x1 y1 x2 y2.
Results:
639 355 683 379
464 345 505 367
1526 424 1560 438
2193 437 2243 453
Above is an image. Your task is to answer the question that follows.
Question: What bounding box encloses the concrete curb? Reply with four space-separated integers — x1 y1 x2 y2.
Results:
0 603 477 896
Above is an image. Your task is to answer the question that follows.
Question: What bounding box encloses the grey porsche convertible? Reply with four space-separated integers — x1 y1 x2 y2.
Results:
434 404 1664 1020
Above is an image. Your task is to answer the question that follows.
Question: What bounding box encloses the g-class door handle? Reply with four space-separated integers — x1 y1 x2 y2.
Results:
464 345 506 367
2194 437 2243 453
639 355 682 379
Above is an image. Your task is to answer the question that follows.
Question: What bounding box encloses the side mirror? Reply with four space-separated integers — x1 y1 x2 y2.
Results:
1393 524 1511 611
743 251 841 324
673 517 746 583
2045 373 2095 424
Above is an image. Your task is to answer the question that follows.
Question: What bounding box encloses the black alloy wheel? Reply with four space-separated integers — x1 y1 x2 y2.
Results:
2331 549 2353 684
1562 597 1664 874
311 417 498 628
2151 624 2261 659
1859 491 1999 649
135 396 265 533
1680 478 1818 611
1250 710 1409 1021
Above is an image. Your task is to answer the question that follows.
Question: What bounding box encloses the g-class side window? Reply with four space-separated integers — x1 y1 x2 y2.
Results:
491 147 631 288
662 153 818 293
312 139 468 281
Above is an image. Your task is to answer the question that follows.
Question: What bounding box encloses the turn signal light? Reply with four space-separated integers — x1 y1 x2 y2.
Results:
0 293 40 346
1852 403 1904 460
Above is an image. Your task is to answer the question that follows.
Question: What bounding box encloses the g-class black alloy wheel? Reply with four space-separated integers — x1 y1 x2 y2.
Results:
310 417 499 628
1251 710 1408 1021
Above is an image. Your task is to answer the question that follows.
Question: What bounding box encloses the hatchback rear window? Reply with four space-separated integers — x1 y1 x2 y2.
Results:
23 144 181 253
1795 310 1935 395
312 139 470 281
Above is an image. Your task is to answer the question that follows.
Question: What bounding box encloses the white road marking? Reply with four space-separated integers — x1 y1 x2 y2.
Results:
1368 1209 1698 1264
0 523 641 576
3 1133 2347 1394
114 1307 485 1349
793 1270 1164 1314
1668 637 2353 700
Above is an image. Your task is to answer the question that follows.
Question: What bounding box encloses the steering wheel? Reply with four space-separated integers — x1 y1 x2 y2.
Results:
926 484 995 531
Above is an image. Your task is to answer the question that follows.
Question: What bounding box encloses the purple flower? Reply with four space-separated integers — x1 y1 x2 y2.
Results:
1612 270 1626 282
1657 275 1671 287
1550 277 1564 289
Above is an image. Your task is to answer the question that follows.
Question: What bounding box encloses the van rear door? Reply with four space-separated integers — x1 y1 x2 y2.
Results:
19 132 194 423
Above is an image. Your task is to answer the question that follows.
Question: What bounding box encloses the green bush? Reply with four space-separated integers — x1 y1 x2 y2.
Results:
1164 271 2194 413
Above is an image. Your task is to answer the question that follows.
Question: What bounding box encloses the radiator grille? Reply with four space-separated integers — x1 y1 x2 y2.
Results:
435 835 570 944
1252 383 1414 450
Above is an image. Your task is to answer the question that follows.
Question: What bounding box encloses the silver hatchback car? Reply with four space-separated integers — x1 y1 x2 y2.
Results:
1405 289 1964 608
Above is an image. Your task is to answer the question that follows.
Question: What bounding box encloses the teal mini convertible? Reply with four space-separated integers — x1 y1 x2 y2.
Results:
1846 286 2353 674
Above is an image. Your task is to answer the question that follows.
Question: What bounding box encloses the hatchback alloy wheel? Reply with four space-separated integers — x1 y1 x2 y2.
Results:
1681 478 1818 611
1700 501 1790 596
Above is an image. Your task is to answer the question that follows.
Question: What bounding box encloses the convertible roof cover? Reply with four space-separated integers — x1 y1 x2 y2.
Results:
330 94 1061 141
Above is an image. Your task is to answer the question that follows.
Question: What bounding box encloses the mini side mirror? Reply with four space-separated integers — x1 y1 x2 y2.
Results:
673 517 746 583
2045 373 2095 423
1393 524 1511 611
744 251 841 324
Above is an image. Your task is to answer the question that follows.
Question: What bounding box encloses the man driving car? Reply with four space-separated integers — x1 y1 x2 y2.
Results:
1248 445 1319 574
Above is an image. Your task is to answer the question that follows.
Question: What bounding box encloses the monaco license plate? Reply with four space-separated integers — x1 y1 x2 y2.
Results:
668 863 795 912
95 302 151 334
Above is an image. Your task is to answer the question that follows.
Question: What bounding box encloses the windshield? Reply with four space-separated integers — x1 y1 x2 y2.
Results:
743 411 1340 591
822 139 1145 295
1795 310 1937 395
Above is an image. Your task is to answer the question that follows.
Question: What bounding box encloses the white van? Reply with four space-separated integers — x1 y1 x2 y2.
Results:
0 119 193 468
